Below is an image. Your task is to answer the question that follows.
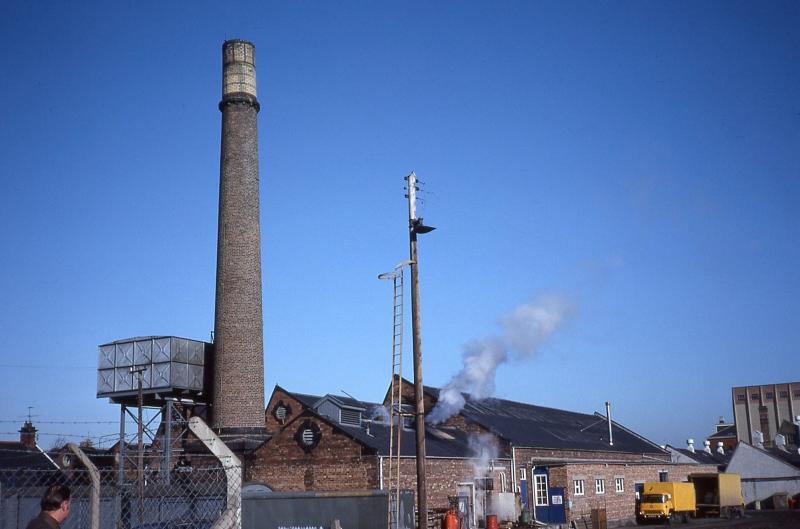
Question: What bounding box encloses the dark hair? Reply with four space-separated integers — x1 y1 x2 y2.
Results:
41 485 70 511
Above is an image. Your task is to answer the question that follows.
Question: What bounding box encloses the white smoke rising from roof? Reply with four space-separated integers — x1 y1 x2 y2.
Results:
468 432 499 476
427 295 573 425
369 405 390 423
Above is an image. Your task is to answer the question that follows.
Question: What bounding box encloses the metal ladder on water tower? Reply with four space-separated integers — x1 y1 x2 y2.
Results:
387 269 404 529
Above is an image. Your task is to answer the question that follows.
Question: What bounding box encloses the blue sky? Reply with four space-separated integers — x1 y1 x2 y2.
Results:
0 1 797 450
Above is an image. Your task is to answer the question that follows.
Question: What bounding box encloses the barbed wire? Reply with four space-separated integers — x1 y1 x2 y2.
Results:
0 419 120 424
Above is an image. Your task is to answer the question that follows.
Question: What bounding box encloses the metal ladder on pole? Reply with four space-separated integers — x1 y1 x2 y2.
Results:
387 268 405 529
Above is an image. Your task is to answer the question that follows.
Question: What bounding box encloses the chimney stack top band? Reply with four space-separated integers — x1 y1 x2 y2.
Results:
222 39 257 98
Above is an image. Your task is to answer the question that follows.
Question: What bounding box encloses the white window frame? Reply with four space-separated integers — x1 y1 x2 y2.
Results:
573 479 584 496
519 467 527 481
534 474 549 506
595 478 605 494
615 477 624 493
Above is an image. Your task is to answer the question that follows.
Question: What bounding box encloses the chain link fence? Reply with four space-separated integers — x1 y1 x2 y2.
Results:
0 465 241 529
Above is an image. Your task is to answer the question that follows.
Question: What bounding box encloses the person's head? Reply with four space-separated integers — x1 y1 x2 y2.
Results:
41 485 70 522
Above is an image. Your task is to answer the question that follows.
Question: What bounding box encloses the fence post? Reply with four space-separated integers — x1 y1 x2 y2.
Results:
68 444 100 529
187 417 241 529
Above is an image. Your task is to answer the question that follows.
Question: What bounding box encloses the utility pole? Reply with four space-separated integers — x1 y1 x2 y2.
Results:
405 171 434 529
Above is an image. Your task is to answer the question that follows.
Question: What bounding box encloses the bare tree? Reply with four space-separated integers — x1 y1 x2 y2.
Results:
49 436 68 450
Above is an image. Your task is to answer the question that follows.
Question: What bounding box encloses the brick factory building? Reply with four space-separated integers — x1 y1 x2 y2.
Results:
249 379 716 526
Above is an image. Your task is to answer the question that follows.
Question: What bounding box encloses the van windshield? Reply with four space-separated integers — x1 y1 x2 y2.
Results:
642 494 666 503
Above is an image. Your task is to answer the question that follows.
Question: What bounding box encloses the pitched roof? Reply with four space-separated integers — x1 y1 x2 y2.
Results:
0 441 58 470
287 391 324 409
281 391 476 458
708 424 736 439
424 385 666 454
669 446 731 468
766 447 800 469
336 417 475 458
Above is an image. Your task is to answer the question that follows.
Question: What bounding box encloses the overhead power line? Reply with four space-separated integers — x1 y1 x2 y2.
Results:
0 364 94 370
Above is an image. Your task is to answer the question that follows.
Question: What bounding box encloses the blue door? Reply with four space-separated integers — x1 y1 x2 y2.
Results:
532 469 566 524
520 479 528 510
547 487 566 524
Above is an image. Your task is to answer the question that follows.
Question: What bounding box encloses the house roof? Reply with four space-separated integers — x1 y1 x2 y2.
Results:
708 424 737 439
0 441 58 470
669 446 731 468
423 385 666 455
280 390 478 458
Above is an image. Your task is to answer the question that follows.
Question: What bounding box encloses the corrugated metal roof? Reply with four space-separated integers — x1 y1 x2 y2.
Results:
424 385 665 454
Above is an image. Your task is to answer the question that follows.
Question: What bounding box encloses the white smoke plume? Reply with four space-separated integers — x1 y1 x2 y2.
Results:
369 405 390 423
468 432 500 476
427 295 573 425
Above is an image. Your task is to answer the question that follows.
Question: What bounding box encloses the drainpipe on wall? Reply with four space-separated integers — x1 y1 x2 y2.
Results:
379 455 384 490
511 446 517 493
530 464 537 523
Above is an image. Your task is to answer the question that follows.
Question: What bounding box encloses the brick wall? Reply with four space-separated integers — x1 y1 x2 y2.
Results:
250 410 379 491
254 401 515 514
553 462 717 526
264 387 308 435
387 458 512 513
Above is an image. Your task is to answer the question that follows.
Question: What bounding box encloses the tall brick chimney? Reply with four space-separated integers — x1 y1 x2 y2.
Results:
212 40 267 449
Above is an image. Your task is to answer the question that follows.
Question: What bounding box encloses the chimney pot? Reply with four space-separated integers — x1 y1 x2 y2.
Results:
687 438 695 453
716 441 725 455
703 440 712 454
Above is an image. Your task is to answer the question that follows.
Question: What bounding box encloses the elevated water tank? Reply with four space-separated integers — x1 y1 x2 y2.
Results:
96 336 213 405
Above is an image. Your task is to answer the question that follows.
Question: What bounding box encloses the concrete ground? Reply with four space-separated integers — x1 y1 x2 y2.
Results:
634 510 800 529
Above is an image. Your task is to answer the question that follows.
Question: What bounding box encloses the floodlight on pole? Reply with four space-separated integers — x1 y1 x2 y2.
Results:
378 260 415 280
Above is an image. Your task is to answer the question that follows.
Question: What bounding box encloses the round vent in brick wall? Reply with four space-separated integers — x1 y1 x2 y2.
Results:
272 400 292 424
294 420 321 452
